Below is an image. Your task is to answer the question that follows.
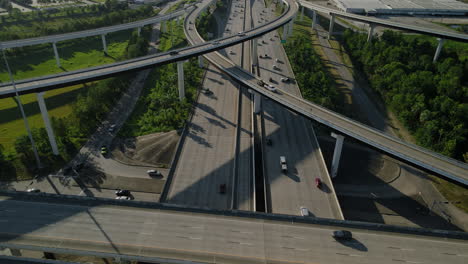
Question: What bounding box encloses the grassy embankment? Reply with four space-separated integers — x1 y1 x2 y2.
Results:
0 31 132 152
119 19 203 137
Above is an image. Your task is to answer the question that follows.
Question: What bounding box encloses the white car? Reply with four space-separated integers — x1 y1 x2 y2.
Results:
275 58 280 62
108 124 116 132
264 84 277 93
238 31 245 36
281 77 289 82
300 206 309 216
147 169 162 177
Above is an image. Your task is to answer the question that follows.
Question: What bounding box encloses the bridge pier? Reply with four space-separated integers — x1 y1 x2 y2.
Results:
300 6 304 21
328 14 335 39
367 23 375 42
330 132 344 178
37 92 59 155
252 38 259 66
311 10 317 30
198 56 204 68
52 42 61 68
433 38 445 62
137 27 141 37
282 24 288 40
288 18 294 37
101 34 108 54
254 92 261 113
177 61 185 101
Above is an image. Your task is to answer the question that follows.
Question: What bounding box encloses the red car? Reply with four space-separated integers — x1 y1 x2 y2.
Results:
315 178 322 188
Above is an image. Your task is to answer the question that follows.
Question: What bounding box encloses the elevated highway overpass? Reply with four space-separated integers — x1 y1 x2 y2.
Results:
299 1 468 42
0 193 467 264
0 0 466 186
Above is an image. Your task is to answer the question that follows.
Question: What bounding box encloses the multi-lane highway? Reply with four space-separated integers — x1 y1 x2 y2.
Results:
165 0 253 210
1 197 467 264
249 0 342 218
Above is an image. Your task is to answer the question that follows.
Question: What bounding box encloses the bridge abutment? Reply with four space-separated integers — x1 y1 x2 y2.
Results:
331 132 344 178
37 92 59 155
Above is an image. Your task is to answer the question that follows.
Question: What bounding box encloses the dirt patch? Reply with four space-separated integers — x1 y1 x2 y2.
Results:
112 130 181 167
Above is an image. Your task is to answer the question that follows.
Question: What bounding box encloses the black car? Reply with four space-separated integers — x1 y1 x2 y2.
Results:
266 138 272 146
219 184 226 194
115 189 131 196
332 230 352 240
169 51 179 55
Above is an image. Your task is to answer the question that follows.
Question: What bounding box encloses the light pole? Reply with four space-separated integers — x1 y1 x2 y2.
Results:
1 47 42 169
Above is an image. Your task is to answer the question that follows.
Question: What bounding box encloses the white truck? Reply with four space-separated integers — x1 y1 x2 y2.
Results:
280 156 287 172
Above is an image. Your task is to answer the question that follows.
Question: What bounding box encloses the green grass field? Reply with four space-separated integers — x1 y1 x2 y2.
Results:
0 30 133 152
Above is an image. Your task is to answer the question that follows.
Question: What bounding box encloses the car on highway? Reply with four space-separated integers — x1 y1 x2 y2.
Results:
100 146 108 155
169 51 179 55
264 84 277 93
213 40 220 45
229 50 234 55
264 53 269 58
202 88 213 95
108 124 116 132
219 184 226 194
300 206 309 216
275 58 281 63
281 77 289 82
332 230 353 240
280 156 287 172
115 189 131 196
272 65 279 70
315 178 322 188
147 170 162 177
115 196 133 200
27 188 40 193
237 31 245 36
266 138 272 146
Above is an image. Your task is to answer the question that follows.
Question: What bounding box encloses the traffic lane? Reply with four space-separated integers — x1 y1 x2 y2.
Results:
252 0 335 218
1 199 467 264
167 64 238 209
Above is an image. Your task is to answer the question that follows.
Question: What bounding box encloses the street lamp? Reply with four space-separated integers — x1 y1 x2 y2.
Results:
1 47 42 169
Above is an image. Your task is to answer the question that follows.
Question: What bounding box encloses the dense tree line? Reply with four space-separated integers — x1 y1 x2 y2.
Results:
0 0 154 41
342 30 468 161
14 0 32 6
284 34 339 111
4 27 150 176
0 0 12 10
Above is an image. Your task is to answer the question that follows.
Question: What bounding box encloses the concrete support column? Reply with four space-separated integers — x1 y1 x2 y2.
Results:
252 38 258 66
52 42 61 68
198 56 204 68
101 34 107 54
288 19 294 37
137 27 141 37
433 38 445 62
367 23 375 42
37 92 59 155
254 92 261 114
328 14 335 39
177 61 185 101
300 6 304 21
282 24 288 40
311 10 317 30
330 132 345 178
161 21 166 32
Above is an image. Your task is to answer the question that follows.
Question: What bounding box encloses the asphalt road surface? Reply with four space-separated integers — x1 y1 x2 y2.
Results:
166 0 252 209
1 198 467 264
253 0 341 219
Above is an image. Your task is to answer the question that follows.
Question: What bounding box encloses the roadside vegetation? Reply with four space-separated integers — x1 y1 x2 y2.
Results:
283 15 340 111
343 30 467 162
119 19 203 137
341 29 468 212
195 0 225 40
0 27 151 180
0 0 156 41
